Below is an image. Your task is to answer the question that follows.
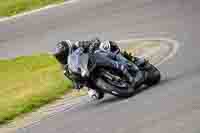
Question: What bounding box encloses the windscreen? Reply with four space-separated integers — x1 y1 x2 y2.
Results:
67 48 89 76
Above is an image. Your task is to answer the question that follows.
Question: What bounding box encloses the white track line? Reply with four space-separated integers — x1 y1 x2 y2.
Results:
118 38 180 66
0 0 79 22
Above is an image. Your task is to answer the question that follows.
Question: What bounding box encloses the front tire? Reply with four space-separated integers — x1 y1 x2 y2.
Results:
144 64 161 86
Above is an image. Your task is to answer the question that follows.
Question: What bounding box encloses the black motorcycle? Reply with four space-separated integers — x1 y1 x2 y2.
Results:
66 48 161 99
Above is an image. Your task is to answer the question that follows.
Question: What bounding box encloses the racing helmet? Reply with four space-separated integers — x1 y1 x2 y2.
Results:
53 40 72 65
99 41 111 52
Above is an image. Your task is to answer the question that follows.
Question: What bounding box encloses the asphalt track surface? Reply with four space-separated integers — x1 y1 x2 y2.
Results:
0 0 200 132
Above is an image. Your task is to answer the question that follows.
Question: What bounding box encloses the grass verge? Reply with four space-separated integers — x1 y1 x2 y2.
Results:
0 54 72 124
0 0 64 17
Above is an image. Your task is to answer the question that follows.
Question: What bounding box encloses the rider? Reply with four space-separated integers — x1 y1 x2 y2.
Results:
53 38 144 99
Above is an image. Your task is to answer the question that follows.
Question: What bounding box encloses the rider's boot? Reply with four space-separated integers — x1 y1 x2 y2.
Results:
88 89 99 100
88 89 104 100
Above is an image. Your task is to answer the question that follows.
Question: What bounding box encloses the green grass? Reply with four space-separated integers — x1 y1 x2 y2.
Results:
0 0 64 17
0 54 72 124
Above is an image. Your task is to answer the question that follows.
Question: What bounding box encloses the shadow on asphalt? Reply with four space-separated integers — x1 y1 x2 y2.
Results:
96 74 181 106
73 78 172 113
96 84 152 106
75 74 185 112
79 67 200 111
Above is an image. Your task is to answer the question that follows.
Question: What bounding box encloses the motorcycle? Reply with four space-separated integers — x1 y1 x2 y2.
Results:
66 47 161 99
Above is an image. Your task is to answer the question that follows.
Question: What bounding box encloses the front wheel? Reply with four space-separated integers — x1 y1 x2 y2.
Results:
144 64 161 86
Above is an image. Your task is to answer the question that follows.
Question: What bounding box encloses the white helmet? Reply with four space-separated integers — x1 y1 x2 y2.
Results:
99 41 111 52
